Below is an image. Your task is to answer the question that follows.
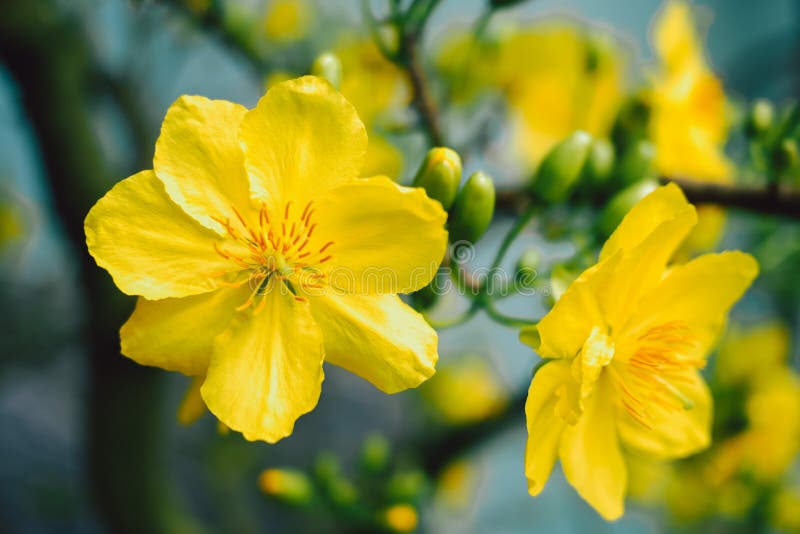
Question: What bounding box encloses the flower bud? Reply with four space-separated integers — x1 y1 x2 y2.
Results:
258 468 313 505
745 98 774 138
387 470 427 502
514 249 541 288
615 139 656 186
313 452 341 484
360 433 391 474
530 131 593 202
773 138 799 173
449 171 496 244
582 137 615 187
383 504 419 533
599 179 659 237
311 51 343 90
413 147 462 210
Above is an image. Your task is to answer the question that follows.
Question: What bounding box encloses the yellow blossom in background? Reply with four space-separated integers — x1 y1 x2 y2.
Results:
437 23 625 169
521 184 758 519
383 504 419 533
338 38 411 179
421 354 509 425
435 460 478 511
262 0 311 43
649 1 732 256
771 487 800 533
85 76 448 443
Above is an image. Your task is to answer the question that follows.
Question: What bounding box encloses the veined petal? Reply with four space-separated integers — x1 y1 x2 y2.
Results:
617 368 711 458
201 288 325 443
120 286 249 375
525 360 571 495
154 96 252 234
85 170 234 299
531 253 622 359
624 251 759 353
313 176 448 294
239 76 367 209
559 374 627 521
600 183 694 260
309 292 437 393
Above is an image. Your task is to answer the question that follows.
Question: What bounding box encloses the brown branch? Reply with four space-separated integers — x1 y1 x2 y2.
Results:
400 31 444 146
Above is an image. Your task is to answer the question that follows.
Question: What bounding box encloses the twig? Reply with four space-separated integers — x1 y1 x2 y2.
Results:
400 30 444 146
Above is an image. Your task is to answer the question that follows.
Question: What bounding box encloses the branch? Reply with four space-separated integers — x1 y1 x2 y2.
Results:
495 179 800 219
400 30 444 146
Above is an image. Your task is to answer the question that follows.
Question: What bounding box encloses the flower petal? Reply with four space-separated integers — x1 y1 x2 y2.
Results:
201 288 325 443
178 376 207 425
154 96 252 234
239 76 367 208
625 251 759 353
309 292 437 393
85 170 234 299
120 286 249 375
313 176 448 294
600 182 694 260
617 369 711 459
531 253 622 359
525 360 571 496
559 374 627 521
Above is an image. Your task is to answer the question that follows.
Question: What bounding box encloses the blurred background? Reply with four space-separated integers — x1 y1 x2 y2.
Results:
0 0 798 532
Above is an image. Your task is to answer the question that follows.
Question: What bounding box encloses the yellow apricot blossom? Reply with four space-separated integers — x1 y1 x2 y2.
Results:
85 76 448 443
649 1 732 256
520 184 758 520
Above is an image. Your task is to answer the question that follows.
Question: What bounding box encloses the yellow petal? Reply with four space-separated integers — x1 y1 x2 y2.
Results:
525 360 571 495
120 286 249 375
559 374 627 521
617 369 711 459
201 288 325 442
313 176 448 294
625 251 759 353
154 96 252 234
85 170 233 299
531 253 622 359
600 183 694 260
653 0 701 74
239 76 367 209
309 292 437 393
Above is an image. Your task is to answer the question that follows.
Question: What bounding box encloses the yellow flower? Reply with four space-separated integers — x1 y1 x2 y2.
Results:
521 184 758 519
421 354 508 425
649 1 732 256
383 504 418 533
437 23 625 169
84 76 448 443
262 0 311 43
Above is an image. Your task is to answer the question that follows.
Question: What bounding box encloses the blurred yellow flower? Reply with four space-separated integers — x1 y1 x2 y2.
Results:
85 76 448 443
521 184 758 519
262 0 311 43
338 38 411 179
649 1 732 256
437 23 625 169
384 503 418 533
421 354 508 425
435 460 477 510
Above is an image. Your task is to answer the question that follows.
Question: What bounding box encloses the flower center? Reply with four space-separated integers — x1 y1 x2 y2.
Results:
210 200 334 313
610 321 701 429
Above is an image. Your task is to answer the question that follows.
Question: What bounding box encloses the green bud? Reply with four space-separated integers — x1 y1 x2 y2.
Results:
599 179 659 237
328 478 358 507
773 138 799 172
530 131 593 202
360 433 391 474
746 99 774 138
313 452 341 484
582 138 616 186
259 469 313 505
449 171 496 244
413 147 462 209
311 51 343 90
615 139 656 186
387 470 427 502
514 249 541 288
611 95 651 151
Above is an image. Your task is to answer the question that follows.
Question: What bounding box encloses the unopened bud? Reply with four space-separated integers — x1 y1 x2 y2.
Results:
530 131 593 202
259 468 313 505
616 139 656 186
746 98 774 138
449 171 496 244
582 137 615 187
360 433 391 474
387 470 427 501
413 147 462 210
514 249 541 288
311 52 342 90
599 179 659 237
773 138 799 172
